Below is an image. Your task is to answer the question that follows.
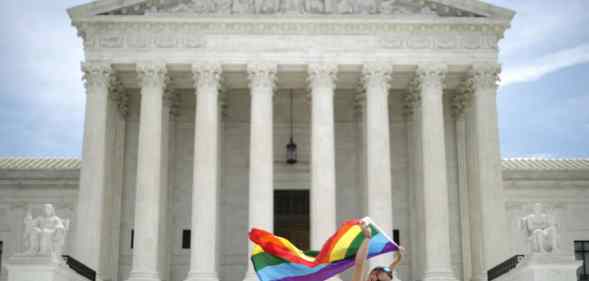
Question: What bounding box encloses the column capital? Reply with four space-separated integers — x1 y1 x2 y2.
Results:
307 63 338 90
192 62 222 91
361 63 393 92
415 64 448 93
247 62 277 90
82 61 113 91
136 62 169 90
468 63 501 92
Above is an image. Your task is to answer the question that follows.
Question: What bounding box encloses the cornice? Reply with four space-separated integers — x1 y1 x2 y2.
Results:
72 15 509 37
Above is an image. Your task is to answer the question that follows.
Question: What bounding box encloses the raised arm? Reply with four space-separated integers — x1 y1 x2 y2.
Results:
388 246 405 272
352 222 372 281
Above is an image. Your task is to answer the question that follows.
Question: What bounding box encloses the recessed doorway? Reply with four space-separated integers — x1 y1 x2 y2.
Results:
274 190 310 251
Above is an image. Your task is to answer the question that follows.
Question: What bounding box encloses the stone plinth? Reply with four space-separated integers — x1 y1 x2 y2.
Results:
4 256 84 281
495 254 582 281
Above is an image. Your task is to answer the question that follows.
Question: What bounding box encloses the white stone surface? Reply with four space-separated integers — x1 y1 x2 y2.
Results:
2 1 589 281
185 63 223 281
415 64 457 281
242 63 277 281
126 62 169 281
4 256 85 281
494 254 582 281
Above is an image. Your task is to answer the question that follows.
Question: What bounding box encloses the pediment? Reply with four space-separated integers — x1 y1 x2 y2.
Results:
69 0 514 20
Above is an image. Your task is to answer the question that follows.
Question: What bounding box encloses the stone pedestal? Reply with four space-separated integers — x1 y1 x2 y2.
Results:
496 254 582 281
4 256 84 281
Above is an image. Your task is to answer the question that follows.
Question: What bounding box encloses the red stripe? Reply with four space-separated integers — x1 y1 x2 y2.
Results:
249 219 363 267
313 219 360 263
249 229 316 267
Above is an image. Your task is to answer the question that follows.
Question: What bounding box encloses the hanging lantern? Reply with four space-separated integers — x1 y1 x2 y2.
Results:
286 90 298 164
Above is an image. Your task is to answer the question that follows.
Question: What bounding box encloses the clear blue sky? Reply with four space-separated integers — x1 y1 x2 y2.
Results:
0 0 587 158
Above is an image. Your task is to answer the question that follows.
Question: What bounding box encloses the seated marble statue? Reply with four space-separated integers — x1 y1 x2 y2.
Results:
520 203 559 253
21 204 69 260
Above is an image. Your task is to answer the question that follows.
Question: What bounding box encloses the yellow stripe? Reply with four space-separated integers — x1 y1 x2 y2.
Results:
277 237 315 262
328 225 362 261
252 244 264 255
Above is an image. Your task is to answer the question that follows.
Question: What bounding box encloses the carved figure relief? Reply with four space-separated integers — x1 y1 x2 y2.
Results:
256 0 280 13
380 0 412 15
215 0 233 13
355 0 376 14
520 203 559 254
233 0 255 13
336 0 354 14
281 0 304 13
305 0 324 13
19 204 70 262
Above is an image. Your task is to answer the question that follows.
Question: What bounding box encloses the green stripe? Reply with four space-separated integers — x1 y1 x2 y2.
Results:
344 233 365 258
369 224 379 236
252 252 288 271
343 224 380 259
251 250 320 272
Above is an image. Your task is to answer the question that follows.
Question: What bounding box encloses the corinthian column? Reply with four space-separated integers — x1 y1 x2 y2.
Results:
361 63 394 267
308 63 338 251
74 62 113 276
127 62 169 281
185 63 222 281
242 63 277 281
466 63 510 280
415 64 457 281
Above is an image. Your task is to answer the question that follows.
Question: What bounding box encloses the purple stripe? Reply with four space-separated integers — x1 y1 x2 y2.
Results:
277 244 396 281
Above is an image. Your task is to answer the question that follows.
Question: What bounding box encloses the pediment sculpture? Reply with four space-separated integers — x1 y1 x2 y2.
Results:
153 0 452 16
520 203 559 254
17 204 70 262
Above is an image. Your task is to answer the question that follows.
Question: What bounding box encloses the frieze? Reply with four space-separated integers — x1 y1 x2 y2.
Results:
103 0 485 17
76 22 502 53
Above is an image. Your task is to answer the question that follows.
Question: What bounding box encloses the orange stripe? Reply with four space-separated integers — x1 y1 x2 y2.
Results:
249 219 363 267
313 219 361 264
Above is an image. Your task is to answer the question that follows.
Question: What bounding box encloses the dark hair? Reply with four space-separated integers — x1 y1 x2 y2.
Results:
371 266 393 279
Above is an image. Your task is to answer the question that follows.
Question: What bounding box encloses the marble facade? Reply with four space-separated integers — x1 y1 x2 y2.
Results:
1 1 588 281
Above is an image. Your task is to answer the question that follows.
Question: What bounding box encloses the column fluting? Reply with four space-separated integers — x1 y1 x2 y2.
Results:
361 63 394 267
242 62 277 281
185 63 223 281
127 62 169 281
415 64 457 281
308 63 338 251
75 62 113 275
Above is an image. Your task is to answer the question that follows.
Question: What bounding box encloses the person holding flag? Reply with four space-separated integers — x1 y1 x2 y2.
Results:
248 217 404 281
352 221 404 281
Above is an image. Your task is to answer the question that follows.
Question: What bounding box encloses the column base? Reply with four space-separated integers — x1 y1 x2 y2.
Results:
126 271 161 281
184 271 219 281
423 270 458 281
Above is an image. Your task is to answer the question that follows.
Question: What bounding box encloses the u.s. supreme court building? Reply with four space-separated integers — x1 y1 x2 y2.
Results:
1 1 589 281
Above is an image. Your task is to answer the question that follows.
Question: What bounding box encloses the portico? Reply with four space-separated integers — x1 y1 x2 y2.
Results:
67 1 515 281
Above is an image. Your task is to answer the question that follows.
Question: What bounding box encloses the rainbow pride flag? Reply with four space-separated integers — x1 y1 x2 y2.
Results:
249 218 398 281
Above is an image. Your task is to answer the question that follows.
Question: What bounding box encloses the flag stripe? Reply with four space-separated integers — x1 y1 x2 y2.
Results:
344 231 366 258
328 225 362 261
249 218 399 281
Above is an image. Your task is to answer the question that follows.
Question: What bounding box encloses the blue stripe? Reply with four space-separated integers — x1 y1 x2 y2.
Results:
256 233 394 281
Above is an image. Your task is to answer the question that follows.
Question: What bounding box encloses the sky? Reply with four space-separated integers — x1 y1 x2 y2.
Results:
0 0 588 158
